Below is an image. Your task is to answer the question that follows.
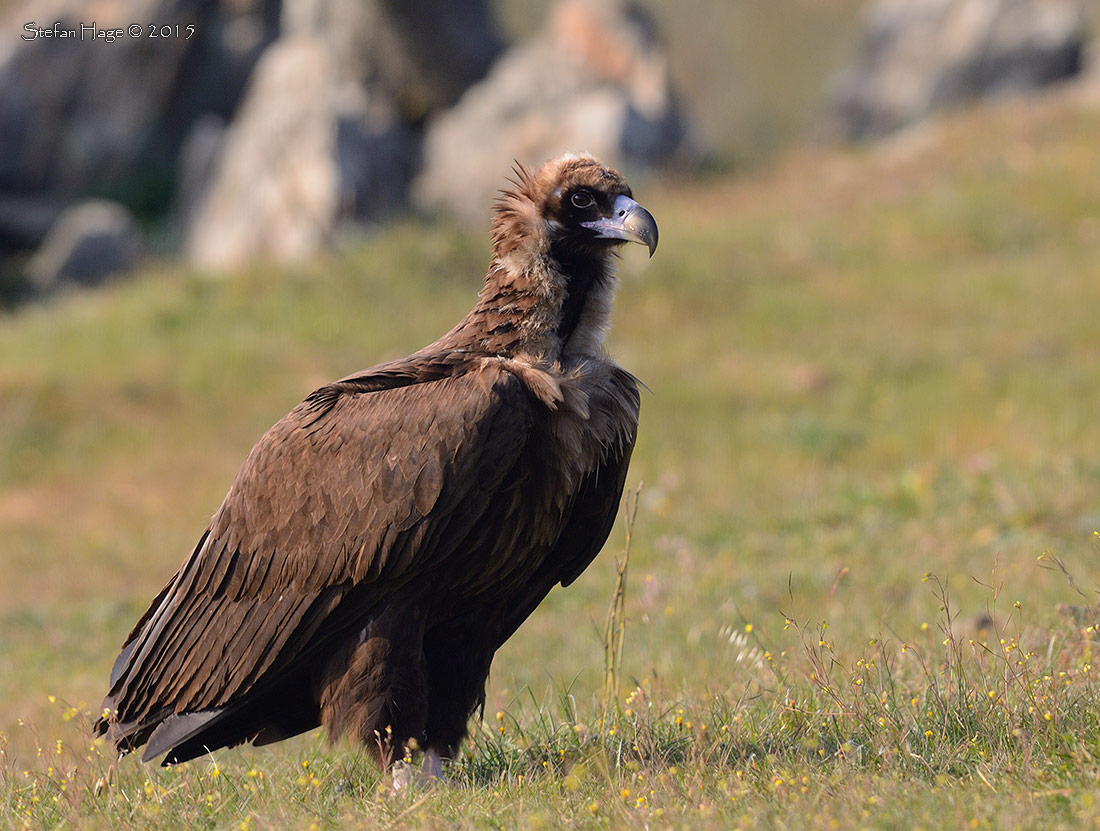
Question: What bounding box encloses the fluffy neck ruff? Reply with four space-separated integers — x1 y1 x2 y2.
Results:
439 163 619 363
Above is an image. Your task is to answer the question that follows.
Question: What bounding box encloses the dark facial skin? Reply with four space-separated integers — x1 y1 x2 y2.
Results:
541 167 657 341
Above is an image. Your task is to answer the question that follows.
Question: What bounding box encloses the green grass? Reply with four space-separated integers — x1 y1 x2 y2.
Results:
4 88 1100 828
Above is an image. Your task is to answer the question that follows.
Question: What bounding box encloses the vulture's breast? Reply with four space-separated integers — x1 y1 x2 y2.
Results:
438 355 638 598
503 355 639 495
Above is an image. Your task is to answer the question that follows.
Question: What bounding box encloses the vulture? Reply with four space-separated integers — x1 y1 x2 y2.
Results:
95 153 658 779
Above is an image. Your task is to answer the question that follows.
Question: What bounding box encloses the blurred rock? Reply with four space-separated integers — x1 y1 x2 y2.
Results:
26 200 143 293
0 194 65 303
283 0 502 122
0 0 277 203
185 35 419 269
333 101 420 227
185 37 339 269
0 194 66 253
825 0 1086 141
1073 37 1100 104
185 0 499 268
0 0 278 292
176 114 228 228
414 0 692 227
1 0 686 276
0 0 192 199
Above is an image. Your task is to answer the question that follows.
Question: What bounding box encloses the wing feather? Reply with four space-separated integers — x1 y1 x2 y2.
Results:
104 358 533 731
495 379 639 647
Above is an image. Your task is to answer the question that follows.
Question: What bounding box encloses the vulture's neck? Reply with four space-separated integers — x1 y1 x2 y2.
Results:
435 239 617 364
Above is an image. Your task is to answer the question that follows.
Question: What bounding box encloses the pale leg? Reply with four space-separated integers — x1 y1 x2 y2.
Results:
421 746 444 779
391 746 445 793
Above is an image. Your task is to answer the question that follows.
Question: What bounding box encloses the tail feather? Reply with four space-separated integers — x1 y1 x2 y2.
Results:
95 671 321 766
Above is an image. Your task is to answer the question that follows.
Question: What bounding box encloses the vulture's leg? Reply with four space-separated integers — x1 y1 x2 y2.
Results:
421 746 444 779
422 627 497 757
390 746 445 793
318 603 430 769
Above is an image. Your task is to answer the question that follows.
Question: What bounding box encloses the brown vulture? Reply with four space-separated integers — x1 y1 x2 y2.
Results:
95 153 658 778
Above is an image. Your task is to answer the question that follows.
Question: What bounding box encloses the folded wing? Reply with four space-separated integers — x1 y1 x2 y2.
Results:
97 357 534 760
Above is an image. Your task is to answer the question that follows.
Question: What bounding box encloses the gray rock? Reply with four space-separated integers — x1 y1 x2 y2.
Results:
1 0 501 274
826 0 1086 141
282 0 502 122
414 0 692 227
0 194 67 253
0 0 278 283
184 37 340 270
184 36 419 270
1073 37 1100 103
26 200 143 292
333 102 420 227
176 114 228 229
0 0 275 200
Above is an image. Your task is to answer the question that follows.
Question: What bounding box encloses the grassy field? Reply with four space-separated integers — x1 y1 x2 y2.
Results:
4 86 1100 828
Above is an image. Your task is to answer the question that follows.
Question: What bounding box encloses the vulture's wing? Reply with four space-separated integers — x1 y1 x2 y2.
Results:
496 367 640 647
555 368 640 589
556 444 636 589
103 358 533 755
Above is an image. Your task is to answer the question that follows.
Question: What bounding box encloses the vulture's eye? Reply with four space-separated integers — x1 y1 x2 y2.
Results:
570 191 595 209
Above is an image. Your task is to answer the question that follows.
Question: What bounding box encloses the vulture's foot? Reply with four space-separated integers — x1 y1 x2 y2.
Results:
390 747 447 794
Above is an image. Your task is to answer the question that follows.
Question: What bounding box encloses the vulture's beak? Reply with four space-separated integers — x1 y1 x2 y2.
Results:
582 194 659 257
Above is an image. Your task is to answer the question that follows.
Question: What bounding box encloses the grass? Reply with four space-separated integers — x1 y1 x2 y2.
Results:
4 86 1100 827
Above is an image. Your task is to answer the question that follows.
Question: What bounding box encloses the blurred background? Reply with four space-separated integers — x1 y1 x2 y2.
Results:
2 0 1097 294
4 0 1100 774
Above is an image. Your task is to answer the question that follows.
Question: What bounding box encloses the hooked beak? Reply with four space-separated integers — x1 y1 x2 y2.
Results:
581 194 659 257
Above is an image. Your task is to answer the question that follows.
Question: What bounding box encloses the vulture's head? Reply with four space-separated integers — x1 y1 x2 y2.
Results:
491 154 658 268
483 153 658 359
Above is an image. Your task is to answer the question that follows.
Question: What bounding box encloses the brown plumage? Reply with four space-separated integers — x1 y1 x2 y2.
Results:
94 153 658 773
